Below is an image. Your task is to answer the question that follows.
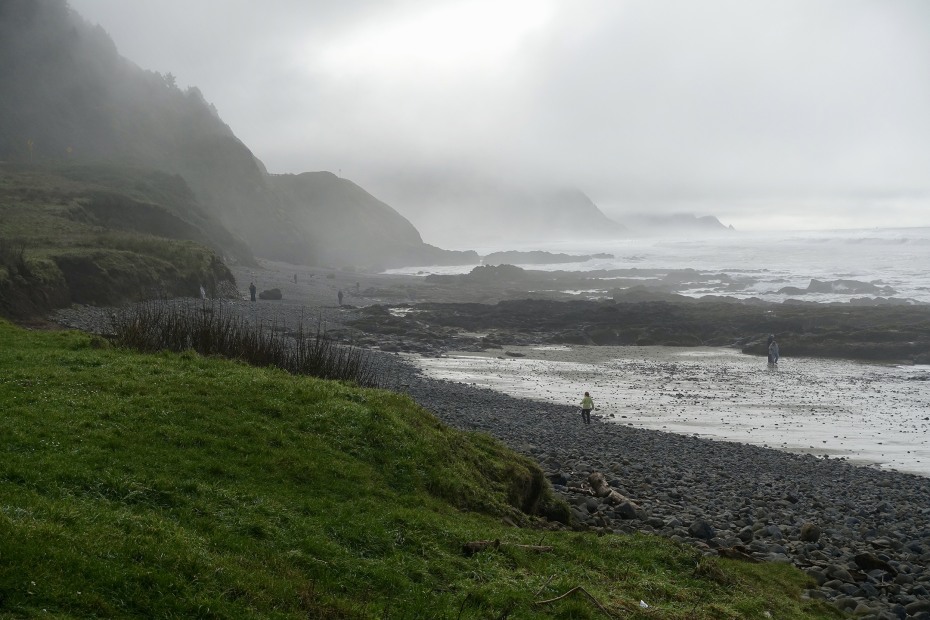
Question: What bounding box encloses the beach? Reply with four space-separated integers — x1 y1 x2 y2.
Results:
408 345 930 477
50 259 930 615
389 347 930 617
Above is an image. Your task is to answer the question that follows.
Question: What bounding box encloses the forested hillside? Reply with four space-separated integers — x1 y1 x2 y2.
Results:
0 0 472 269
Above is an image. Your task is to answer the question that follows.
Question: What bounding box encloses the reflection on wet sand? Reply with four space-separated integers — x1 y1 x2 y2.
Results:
411 345 930 477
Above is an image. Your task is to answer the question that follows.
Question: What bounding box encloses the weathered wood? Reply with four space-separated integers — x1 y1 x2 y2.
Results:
461 539 554 556
513 544 553 552
716 546 760 563
534 586 615 618
564 485 593 495
462 539 500 556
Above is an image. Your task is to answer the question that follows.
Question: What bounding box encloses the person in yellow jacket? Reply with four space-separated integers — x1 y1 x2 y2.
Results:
580 391 594 425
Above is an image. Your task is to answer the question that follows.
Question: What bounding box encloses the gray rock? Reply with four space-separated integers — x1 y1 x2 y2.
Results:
806 568 827 586
855 552 898 575
906 601 930 615
760 524 784 539
904 600 930 616
834 596 859 612
615 501 642 520
837 582 860 596
851 601 875 616
826 565 855 583
689 519 716 540
800 522 822 542
823 579 845 591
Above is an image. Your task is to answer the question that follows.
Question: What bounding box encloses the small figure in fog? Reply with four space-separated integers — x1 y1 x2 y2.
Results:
580 391 594 425
199 284 206 300
768 335 780 366
337 289 344 306
249 282 256 302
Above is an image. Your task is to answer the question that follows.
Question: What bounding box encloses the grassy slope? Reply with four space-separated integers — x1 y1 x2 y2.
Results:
0 321 841 619
0 164 238 316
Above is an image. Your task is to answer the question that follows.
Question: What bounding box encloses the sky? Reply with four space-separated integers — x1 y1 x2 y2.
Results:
68 0 930 231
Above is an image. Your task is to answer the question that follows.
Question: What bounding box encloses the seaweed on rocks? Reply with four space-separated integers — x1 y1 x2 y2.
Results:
348 298 930 363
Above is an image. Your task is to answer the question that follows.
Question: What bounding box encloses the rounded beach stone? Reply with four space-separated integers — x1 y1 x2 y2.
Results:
688 519 715 540
800 522 822 542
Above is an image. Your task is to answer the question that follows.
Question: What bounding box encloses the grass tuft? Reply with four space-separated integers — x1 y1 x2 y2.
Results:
111 300 384 387
0 237 30 278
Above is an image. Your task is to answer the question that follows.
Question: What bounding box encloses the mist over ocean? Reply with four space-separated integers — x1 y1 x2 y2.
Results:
389 227 930 305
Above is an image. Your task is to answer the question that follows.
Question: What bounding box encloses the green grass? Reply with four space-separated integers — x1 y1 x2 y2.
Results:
0 320 842 618
0 162 239 316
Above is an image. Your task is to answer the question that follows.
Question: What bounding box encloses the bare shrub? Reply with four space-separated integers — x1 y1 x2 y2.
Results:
111 300 384 387
0 237 30 277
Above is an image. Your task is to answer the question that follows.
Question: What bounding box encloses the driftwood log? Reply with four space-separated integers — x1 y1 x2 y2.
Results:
716 545 760 563
461 539 554 557
534 586 615 618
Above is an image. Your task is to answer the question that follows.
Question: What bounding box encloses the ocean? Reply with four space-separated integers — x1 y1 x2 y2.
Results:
388 227 930 476
388 227 930 304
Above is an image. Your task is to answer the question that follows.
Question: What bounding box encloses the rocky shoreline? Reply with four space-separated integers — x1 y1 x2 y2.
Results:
390 359 930 619
50 282 930 619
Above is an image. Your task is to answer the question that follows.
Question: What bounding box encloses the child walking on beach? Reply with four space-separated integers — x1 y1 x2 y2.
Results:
580 392 594 425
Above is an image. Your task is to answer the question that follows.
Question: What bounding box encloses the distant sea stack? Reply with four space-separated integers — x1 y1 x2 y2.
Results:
622 213 733 235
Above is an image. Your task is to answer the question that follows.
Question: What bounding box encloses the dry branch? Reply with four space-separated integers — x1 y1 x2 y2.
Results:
461 539 554 556
534 585 616 618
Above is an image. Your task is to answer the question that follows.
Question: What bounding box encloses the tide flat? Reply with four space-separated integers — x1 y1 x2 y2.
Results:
410 345 930 477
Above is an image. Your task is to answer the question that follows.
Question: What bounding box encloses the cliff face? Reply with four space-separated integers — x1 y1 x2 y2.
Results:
270 172 478 268
364 170 627 248
0 0 293 262
271 172 422 266
0 0 474 268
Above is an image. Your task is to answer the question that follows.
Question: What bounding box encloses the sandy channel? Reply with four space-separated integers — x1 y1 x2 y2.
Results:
410 346 930 477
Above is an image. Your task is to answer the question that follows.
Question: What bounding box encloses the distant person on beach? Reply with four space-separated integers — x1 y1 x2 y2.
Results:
580 391 594 425
337 290 344 306
199 284 206 300
768 336 780 366
249 282 256 302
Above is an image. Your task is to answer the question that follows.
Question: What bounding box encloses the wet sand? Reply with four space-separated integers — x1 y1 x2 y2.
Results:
410 345 930 477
